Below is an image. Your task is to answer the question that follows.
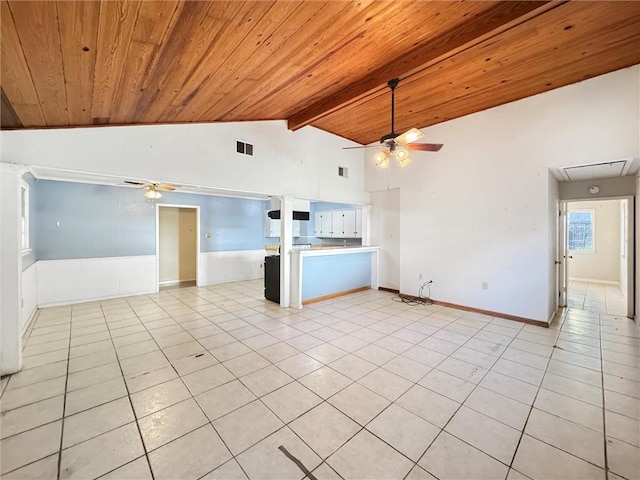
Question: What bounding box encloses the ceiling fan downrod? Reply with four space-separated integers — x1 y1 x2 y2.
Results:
381 78 400 144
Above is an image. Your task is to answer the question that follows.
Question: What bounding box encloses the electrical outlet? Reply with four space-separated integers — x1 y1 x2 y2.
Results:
260 263 263 268
434 281 440 287
419 273 423 280
482 282 489 290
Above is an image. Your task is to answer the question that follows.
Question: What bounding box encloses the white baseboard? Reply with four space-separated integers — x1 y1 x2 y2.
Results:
569 277 621 286
159 278 196 286
198 250 264 286
37 255 157 307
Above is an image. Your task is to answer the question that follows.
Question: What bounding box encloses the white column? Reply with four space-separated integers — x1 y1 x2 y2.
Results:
1 162 27 375
279 196 293 308
361 204 372 246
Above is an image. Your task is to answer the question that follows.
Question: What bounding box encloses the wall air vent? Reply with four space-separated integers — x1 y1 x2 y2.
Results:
338 166 349 178
236 140 254 156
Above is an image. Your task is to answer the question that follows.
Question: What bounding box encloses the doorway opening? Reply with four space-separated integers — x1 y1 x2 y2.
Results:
156 205 199 290
558 198 633 318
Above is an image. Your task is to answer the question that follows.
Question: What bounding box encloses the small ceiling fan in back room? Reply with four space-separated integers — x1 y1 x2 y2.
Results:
122 180 178 200
344 78 443 168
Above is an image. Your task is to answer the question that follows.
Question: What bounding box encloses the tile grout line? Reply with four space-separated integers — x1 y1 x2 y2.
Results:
136 288 254 480
410 315 532 479
100 301 157 480
599 310 610 480
504 310 564 478
56 307 73 480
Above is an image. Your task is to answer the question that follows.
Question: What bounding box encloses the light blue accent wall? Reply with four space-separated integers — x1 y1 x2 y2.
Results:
302 252 371 300
35 180 273 260
22 173 38 270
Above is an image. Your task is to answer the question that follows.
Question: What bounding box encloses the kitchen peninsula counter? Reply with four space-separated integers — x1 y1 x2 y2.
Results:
290 246 379 309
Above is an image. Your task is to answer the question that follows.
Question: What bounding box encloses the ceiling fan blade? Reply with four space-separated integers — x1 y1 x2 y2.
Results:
407 143 444 152
155 183 178 191
123 180 145 186
342 145 378 150
395 127 425 145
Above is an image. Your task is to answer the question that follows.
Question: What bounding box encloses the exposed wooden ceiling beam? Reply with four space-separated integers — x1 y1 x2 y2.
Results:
1 88 22 128
287 0 561 133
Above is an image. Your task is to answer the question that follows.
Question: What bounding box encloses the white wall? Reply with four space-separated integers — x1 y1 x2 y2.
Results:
370 189 400 290
198 250 265 286
548 173 560 319
365 66 639 322
636 174 640 323
1 164 25 374
1 121 369 205
568 200 621 283
37 256 157 307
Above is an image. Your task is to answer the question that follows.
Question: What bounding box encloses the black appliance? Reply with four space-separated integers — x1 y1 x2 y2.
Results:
264 255 280 304
267 210 310 221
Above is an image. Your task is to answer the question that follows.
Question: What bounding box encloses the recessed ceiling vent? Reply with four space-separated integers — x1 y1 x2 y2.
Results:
236 140 253 156
559 159 636 181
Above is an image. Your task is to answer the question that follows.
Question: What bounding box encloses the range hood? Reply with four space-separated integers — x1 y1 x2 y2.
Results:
267 198 310 221
267 210 310 220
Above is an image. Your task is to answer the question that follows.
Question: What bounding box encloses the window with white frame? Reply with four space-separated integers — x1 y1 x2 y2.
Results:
20 180 30 252
568 209 594 253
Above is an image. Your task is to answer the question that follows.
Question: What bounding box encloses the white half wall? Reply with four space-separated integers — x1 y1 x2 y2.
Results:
370 189 400 290
568 200 621 283
365 66 639 322
1 121 369 205
198 250 264 286
21 261 37 333
37 256 157 307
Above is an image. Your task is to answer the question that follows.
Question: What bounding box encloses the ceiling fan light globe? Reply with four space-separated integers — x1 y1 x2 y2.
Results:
399 155 412 167
396 148 409 160
374 151 389 168
144 189 162 200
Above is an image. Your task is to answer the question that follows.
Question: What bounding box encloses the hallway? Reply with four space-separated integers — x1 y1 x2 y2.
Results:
568 280 628 316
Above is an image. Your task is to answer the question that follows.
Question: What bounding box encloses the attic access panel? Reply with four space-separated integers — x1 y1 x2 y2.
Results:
561 160 628 181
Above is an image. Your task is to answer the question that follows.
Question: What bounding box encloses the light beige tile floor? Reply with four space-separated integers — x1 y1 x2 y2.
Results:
568 280 628 316
1 279 639 480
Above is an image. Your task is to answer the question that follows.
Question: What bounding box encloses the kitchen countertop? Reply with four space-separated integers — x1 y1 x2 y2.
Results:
265 244 363 252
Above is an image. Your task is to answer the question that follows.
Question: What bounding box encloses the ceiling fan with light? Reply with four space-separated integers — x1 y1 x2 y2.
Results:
122 180 178 200
344 78 443 168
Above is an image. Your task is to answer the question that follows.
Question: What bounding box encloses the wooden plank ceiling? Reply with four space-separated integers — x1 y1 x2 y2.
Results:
1 1 639 144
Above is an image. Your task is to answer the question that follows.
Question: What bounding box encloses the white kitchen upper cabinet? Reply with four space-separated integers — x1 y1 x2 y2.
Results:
265 215 301 238
342 209 356 237
320 212 332 237
314 212 323 236
264 213 281 238
331 211 344 238
314 209 362 238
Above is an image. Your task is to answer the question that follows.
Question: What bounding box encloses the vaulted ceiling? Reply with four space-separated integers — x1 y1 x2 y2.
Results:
1 1 639 144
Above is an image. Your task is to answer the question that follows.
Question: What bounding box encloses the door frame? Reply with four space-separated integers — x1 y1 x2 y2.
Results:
559 196 634 319
557 200 568 310
155 204 201 291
